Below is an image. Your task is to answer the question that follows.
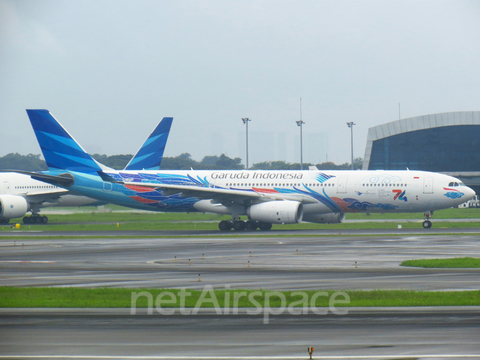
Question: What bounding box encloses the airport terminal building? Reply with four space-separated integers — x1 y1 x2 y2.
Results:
362 111 480 194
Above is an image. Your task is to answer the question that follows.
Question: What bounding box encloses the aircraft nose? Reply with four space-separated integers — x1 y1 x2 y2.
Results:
466 186 476 200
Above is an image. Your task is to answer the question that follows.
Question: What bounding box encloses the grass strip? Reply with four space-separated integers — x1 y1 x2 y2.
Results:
3 220 480 232
1 207 479 232
401 257 480 268
1 287 479 308
4 232 480 241
2 207 480 227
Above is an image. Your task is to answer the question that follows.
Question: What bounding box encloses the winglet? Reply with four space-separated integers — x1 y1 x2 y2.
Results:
26 109 102 173
124 117 173 170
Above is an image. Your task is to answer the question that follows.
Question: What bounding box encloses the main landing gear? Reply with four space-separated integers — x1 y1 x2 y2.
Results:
422 211 432 229
23 215 48 224
218 219 272 232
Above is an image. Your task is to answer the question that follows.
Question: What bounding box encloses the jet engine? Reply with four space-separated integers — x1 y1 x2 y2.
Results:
0 194 28 219
302 212 345 224
247 200 303 224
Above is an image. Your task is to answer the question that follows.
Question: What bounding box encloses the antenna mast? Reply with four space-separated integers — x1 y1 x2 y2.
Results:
300 97 302 120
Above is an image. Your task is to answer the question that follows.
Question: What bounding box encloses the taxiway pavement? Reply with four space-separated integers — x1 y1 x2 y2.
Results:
1 232 480 359
1 308 480 359
1 234 480 289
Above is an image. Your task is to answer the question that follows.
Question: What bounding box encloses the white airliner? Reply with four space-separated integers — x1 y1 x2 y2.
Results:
20 109 477 230
0 172 104 224
0 116 173 224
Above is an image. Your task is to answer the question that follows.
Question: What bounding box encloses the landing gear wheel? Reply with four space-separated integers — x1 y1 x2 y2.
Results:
258 222 272 231
219 220 233 231
245 220 258 231
233 220 246 231
23 217 31 224
423 220 432 229
34 216 43 224
41 216 48 224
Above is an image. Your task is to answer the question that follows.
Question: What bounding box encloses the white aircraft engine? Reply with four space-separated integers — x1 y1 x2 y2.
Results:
247 200 303 224
0 194 28 219
302 213 346 224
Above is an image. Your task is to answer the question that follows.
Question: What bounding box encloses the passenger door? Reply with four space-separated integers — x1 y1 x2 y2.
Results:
337 177 347 194
423 177 433 194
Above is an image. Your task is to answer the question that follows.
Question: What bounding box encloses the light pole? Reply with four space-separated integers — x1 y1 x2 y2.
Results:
346 122 356 170
296 120 305 170
242 118 251 169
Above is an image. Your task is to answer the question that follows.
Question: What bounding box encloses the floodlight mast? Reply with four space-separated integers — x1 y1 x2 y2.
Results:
296 119 305 170
295 98 306 170
241 118 251 169
346 121 356 170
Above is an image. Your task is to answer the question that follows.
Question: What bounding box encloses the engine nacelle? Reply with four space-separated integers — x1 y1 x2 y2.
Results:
0 194 28 219
302 212 345 224
247 201 303 224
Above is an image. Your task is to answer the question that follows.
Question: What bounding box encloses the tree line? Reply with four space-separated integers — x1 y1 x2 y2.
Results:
0 152 363 171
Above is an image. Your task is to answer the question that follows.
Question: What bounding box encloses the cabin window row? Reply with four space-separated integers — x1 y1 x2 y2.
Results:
225 183 334 187
362 183 407 187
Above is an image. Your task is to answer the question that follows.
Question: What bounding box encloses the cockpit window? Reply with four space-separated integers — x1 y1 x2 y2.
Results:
448 182 461 187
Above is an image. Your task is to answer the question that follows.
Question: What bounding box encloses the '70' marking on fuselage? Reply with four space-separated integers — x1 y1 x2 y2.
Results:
393 189 407 201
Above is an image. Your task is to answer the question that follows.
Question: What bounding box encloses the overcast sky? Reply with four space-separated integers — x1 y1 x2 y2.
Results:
1 0 479 166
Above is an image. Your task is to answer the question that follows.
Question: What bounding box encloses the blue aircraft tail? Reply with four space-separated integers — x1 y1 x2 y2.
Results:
124 117 173 170
26 109 102 173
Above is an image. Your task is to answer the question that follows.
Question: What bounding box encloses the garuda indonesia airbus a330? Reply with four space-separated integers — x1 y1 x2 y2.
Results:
23 109 475 231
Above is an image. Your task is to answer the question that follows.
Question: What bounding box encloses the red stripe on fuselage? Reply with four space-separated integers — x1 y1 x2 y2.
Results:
125 184 155 192
129 196 158 204
252 187 279 194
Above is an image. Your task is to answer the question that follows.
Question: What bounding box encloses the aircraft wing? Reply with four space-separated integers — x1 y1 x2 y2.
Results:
22 190 70 205
123 182 317 204
5 170 75 187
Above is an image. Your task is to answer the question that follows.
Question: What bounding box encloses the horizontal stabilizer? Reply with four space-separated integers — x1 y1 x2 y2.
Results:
98 171 123 183
4 170 75 187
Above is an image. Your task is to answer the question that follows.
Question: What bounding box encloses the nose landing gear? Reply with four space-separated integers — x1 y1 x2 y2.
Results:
422 211 432 228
